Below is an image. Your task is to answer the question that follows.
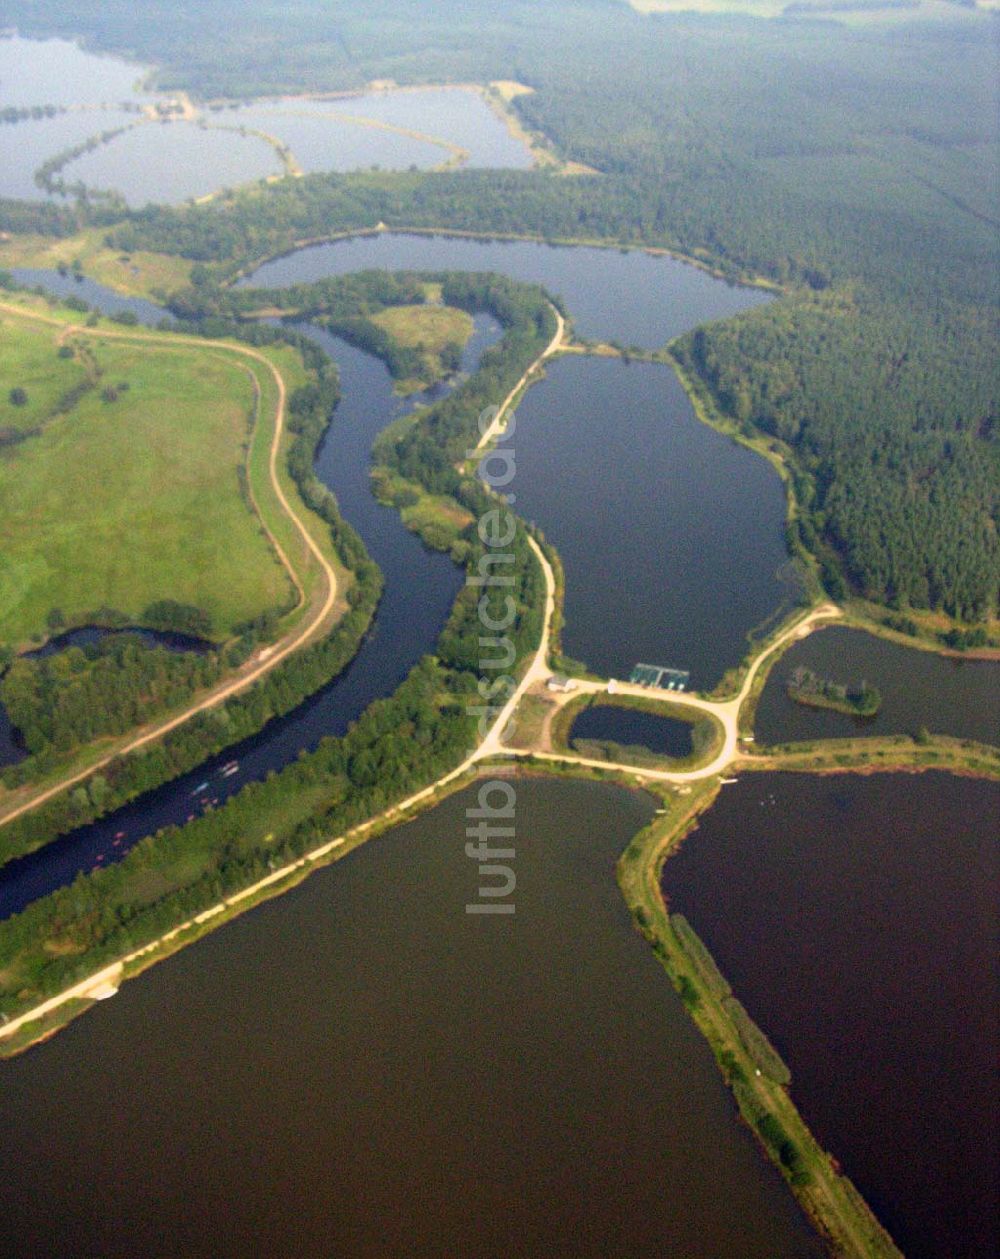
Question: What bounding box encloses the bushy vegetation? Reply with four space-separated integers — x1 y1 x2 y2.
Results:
722 994 793 1087
1 636 223 756
787 666 881 717
670 912 732 1001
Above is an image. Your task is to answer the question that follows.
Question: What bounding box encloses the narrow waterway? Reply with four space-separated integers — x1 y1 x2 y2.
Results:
0 276 496 915
3 237 783 911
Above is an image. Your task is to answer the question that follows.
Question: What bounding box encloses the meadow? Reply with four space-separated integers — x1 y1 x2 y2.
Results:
0 302 294 648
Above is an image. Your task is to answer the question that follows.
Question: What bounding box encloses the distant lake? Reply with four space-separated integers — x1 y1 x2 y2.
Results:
319 86 535 169
0 35 152 107
0 778 823 1259
216 104 448 173
663 770 1000 1259
0 40 535 207
60 122 284 206
755 625 1000 747
0 108 138 201
220 86 532 172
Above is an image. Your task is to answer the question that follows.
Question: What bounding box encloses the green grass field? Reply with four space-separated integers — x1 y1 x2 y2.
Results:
0 229 193 300
0 317 90 436
0 307 294 647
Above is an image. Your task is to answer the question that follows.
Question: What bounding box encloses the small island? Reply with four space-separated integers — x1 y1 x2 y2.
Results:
787 666 882 717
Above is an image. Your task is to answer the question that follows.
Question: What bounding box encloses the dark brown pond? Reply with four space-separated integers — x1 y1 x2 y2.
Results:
754 625 1000 748
662 771 1000 1259
570 702 694 759
0 779 822 1259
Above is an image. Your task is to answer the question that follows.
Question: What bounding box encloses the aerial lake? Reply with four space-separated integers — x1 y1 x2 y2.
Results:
219 86 531 172
0 778 823 1259
0 39 535 206
60 121 285 205
662 770 1000 1259
569 702 695 758
512 355 791 686
0 35 152 107
755 624 1000 747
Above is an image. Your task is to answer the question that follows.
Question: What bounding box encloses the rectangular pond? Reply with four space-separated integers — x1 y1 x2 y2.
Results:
662 770 1000 1259
754 625 1000 747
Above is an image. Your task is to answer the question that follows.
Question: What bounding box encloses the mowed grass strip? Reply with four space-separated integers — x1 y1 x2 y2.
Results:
0 330 294 647
240 341 350 632
0 315 90 436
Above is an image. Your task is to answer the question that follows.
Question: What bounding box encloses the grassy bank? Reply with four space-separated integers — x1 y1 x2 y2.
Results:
0 228 192 300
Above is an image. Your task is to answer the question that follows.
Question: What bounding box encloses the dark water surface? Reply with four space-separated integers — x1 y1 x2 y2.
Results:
755 625 1000 747
662 771 1000 1259
242 231 774 348
0 779 823 1259
570 702 694 758
512 356 792 686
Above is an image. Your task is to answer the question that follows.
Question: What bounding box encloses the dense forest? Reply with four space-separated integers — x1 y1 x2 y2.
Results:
675 290 999 619
1 635 225 757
